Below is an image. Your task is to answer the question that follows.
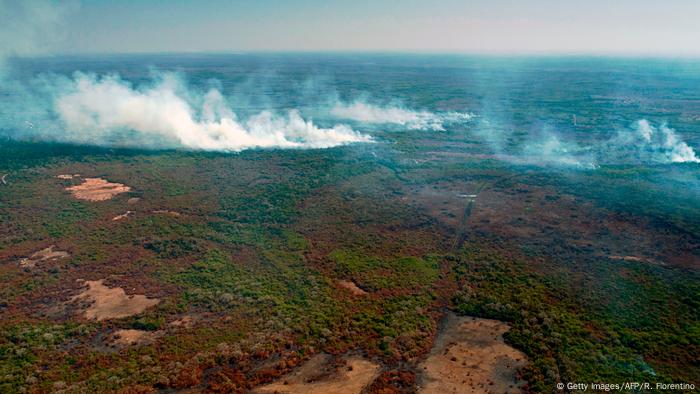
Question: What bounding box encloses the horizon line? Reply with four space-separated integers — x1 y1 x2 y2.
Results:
14 49 700 61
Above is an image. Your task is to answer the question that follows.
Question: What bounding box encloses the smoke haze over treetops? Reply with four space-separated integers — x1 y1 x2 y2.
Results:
0 0 698 165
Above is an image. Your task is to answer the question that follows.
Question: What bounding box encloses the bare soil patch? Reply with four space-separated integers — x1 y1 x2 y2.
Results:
65 178 131 201
337 280 367 296
69 280 159 321
108 329 163 347
112 211 134 221
255 354 380 394
19 245 69 269
608 255 664 266
153 210 181 217
418 313 527 394
169 315 195 328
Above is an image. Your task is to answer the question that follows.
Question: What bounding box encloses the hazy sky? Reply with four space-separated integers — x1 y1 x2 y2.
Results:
7 0 700 56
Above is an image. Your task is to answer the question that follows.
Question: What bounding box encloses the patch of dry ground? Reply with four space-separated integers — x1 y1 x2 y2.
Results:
153 210 181 217
608 255 664 266
255 354 380 394
169 315 195 327
70 280 159 321
466 184 698 269
19 245 69 269
418 313 527 394
65 178 131 201
337 280 367 296
108 329 163 346
56 174 80 180
112 211 134 221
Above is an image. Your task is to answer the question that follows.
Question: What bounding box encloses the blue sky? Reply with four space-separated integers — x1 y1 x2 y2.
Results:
10 0 700 55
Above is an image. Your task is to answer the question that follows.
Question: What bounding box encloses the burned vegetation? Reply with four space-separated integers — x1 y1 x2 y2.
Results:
0 140 698 393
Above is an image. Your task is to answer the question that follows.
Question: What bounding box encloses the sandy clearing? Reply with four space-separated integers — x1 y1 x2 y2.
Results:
19 245 69 269
610 255 644 262
109 329 163 346
337 280 367 296
153 210 181 217
169 316 195 327
112 211 134 221
418 313 527 394
127 197 141 204
255 354 380 394
70 280 159 321
65 178 131 201
57 174 81 180
608 255 664 265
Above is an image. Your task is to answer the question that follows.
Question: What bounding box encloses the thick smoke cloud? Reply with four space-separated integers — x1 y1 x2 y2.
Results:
0 2 697 163
53 72 372 151
0 1 373 152
2 62 698 162
331 101 474 131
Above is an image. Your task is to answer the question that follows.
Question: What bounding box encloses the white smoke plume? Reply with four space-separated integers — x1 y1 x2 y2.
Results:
510 121 598 169
627 119 699 163
521 132 597 169
331 101 474 131
53 72 372 151
514 119 699 169
0 1 371 152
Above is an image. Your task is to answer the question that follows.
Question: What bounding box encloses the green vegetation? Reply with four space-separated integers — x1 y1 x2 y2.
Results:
0 322 93 392
451 241 699 392
0 138 697 392
330 249 440 291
